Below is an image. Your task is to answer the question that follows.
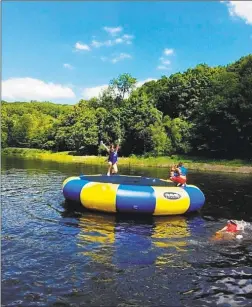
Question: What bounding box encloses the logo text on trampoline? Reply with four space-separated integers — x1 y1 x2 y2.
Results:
163 192 181 200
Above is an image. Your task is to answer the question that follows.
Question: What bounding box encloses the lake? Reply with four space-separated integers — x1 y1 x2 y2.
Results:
2 155 252 307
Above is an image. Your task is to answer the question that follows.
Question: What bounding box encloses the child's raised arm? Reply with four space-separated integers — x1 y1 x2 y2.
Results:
115 138 120 152
100 141 110 153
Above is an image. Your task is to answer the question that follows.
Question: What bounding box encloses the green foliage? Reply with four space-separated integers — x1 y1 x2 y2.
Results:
1 54 252 159
190 56 252 158
146 122 172 156
1 106 8 148
54 104 99 153
163 116 193 154
109 73 137 102
121 91 163 155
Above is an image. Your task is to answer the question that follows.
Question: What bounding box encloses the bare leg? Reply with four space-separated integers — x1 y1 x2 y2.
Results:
112 163 118 175
107 162 112 176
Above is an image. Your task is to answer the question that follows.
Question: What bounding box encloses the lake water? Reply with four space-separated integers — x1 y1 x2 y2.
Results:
2 155 252 307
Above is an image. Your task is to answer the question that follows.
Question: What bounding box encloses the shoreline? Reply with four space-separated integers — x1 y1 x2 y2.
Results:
2 148 252 174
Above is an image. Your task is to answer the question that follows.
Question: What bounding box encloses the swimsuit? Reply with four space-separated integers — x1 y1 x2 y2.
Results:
108 151 118 165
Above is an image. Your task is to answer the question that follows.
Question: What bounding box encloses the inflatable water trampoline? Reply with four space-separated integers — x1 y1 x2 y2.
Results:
62 175 205 216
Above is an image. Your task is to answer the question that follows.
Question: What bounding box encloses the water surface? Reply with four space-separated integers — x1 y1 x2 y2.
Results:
2 156 252 307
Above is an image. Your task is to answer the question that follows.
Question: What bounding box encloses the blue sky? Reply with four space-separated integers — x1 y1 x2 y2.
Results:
2 1 252 104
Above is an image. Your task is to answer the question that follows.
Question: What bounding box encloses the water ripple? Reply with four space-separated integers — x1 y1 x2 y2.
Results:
2 157 252 307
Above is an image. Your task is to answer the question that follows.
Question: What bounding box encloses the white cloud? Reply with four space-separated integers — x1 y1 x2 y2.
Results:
103 26 123 36
76 28 134 52
82 84 109 100
157 65 171 70
99 53 132 63
91 40 104 48
157 54 172 70
159 57 171 65
223 1 252 25
91 39 113 48
75 42 91 51
91 34 134 48
163 60 171 65
63 63 74 69
111 53 132 63
122 34 134 44
164 48 174 56
136 78 157 87
122 34 134 40
2 77 76 101
81 78 157 100
115 38 123 44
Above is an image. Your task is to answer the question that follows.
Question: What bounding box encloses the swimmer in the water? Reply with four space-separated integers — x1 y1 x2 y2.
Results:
213 220 244 240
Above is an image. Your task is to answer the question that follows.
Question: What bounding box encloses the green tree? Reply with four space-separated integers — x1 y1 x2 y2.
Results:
121 92 163 155
2 54 252 159
109 73 137 103
146 122 172 156
163 116 193 154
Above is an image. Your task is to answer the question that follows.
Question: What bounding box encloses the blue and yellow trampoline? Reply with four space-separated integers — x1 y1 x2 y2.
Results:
62 175 205 216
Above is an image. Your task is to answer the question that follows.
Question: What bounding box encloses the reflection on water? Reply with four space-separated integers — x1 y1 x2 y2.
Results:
75 211 207 269
116 216 191 267
1 155 252 307
153 216 190 250
77 214 116 265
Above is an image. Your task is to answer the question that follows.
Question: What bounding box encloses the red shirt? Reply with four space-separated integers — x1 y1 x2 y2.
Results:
226 223 238 233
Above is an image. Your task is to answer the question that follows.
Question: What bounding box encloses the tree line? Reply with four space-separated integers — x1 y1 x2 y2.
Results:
2 54 252 159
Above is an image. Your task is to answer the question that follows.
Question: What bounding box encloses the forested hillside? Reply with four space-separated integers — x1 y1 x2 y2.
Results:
2 54 252 159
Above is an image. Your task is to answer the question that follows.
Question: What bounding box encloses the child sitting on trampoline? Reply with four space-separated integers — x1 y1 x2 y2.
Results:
170 162 187 187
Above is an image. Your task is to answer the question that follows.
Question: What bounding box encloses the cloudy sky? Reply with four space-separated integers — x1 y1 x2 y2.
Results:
2 1 252 104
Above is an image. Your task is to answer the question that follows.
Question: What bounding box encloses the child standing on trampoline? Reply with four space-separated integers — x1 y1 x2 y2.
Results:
100 139 120 176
